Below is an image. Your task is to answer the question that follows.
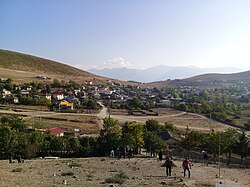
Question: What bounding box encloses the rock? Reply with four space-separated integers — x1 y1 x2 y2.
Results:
180 178 183 182
62 180 67 185
160 181 167 185
109 184 115 187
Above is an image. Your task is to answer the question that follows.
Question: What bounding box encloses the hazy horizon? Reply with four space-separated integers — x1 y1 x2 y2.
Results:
1 1 250 71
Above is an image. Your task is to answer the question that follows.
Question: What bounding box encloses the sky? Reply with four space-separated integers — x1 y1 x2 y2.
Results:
1 0 250 71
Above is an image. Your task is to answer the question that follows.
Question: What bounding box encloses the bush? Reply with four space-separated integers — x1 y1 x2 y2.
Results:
12 168 23 172
61 171 74 176
105 171 129 184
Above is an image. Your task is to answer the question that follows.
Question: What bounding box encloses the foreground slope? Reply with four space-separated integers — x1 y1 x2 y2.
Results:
0 157 249 187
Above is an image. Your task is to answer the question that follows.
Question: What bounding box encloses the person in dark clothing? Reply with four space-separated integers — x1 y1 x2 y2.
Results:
128 149 133 160
164 157 173 177
203 151 209 166
8 154 13 164
158 151 163 161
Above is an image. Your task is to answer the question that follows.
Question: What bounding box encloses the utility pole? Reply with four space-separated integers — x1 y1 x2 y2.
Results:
218 134 221 178
107 96 111 118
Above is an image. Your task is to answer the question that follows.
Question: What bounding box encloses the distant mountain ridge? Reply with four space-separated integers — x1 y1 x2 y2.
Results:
89 65 241 82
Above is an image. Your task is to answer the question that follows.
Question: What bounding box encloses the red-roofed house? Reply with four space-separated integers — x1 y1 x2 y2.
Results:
49 128 66 137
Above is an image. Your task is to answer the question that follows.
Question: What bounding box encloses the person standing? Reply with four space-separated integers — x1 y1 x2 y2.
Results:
203 151 209 166
182 157 191 178
158 151 163 161
110 149 115 158
164 157 173 177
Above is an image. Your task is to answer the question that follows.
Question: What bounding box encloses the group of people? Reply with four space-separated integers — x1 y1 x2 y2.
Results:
110 148 133 159
163 156 192 178
8 153 24 164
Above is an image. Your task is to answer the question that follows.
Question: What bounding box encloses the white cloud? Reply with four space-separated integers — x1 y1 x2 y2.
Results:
104 57 130 68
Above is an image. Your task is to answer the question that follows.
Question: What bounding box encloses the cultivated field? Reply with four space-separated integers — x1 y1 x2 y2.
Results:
0 105 247 135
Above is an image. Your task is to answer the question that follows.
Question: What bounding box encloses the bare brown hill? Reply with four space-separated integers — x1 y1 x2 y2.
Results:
145 70 250 88
0 49 122 84
185 71 250 82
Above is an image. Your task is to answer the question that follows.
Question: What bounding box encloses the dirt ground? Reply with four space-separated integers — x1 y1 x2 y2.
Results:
0 157 249 187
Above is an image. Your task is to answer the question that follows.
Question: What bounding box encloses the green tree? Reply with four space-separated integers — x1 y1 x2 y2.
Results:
51 79 61 88
98 117 122 155
143 131 165 156
234 131 249 165
180 131 203 158
163 121 180 134
86 99 99 109
79 136 98 157
0 116 27 132
220 128 239 165
123 121 144 154
145 119 162 133
0 125 18 158
49 136 67 155
66 136 81 155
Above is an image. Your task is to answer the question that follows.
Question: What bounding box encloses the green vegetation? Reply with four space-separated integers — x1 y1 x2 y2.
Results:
0 116 249 166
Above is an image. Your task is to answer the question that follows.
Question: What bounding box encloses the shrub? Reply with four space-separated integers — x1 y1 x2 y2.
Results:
105 171 129 184
12 168 23 172
61 171 74 176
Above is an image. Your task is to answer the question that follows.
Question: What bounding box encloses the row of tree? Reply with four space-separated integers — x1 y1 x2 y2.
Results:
0 116 249 165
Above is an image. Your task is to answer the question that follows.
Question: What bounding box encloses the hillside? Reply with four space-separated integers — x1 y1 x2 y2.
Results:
185 71 250 82
0 157 249 187
0 49 116 84
145 70 250 88
0 49 94 76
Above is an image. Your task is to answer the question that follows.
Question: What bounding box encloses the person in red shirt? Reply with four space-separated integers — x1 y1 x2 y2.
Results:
182 157 191 178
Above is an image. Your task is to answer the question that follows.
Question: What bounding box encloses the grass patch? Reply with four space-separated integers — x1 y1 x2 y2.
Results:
105 171 129 184
61 171 74 176
12 168 23 172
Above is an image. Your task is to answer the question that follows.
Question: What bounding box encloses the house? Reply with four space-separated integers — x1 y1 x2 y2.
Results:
21 89 30 95
52 92 64 100
49 127 66 137
158 131 180 149
2 89 11 98
59 100 74 111
43 93 52 100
